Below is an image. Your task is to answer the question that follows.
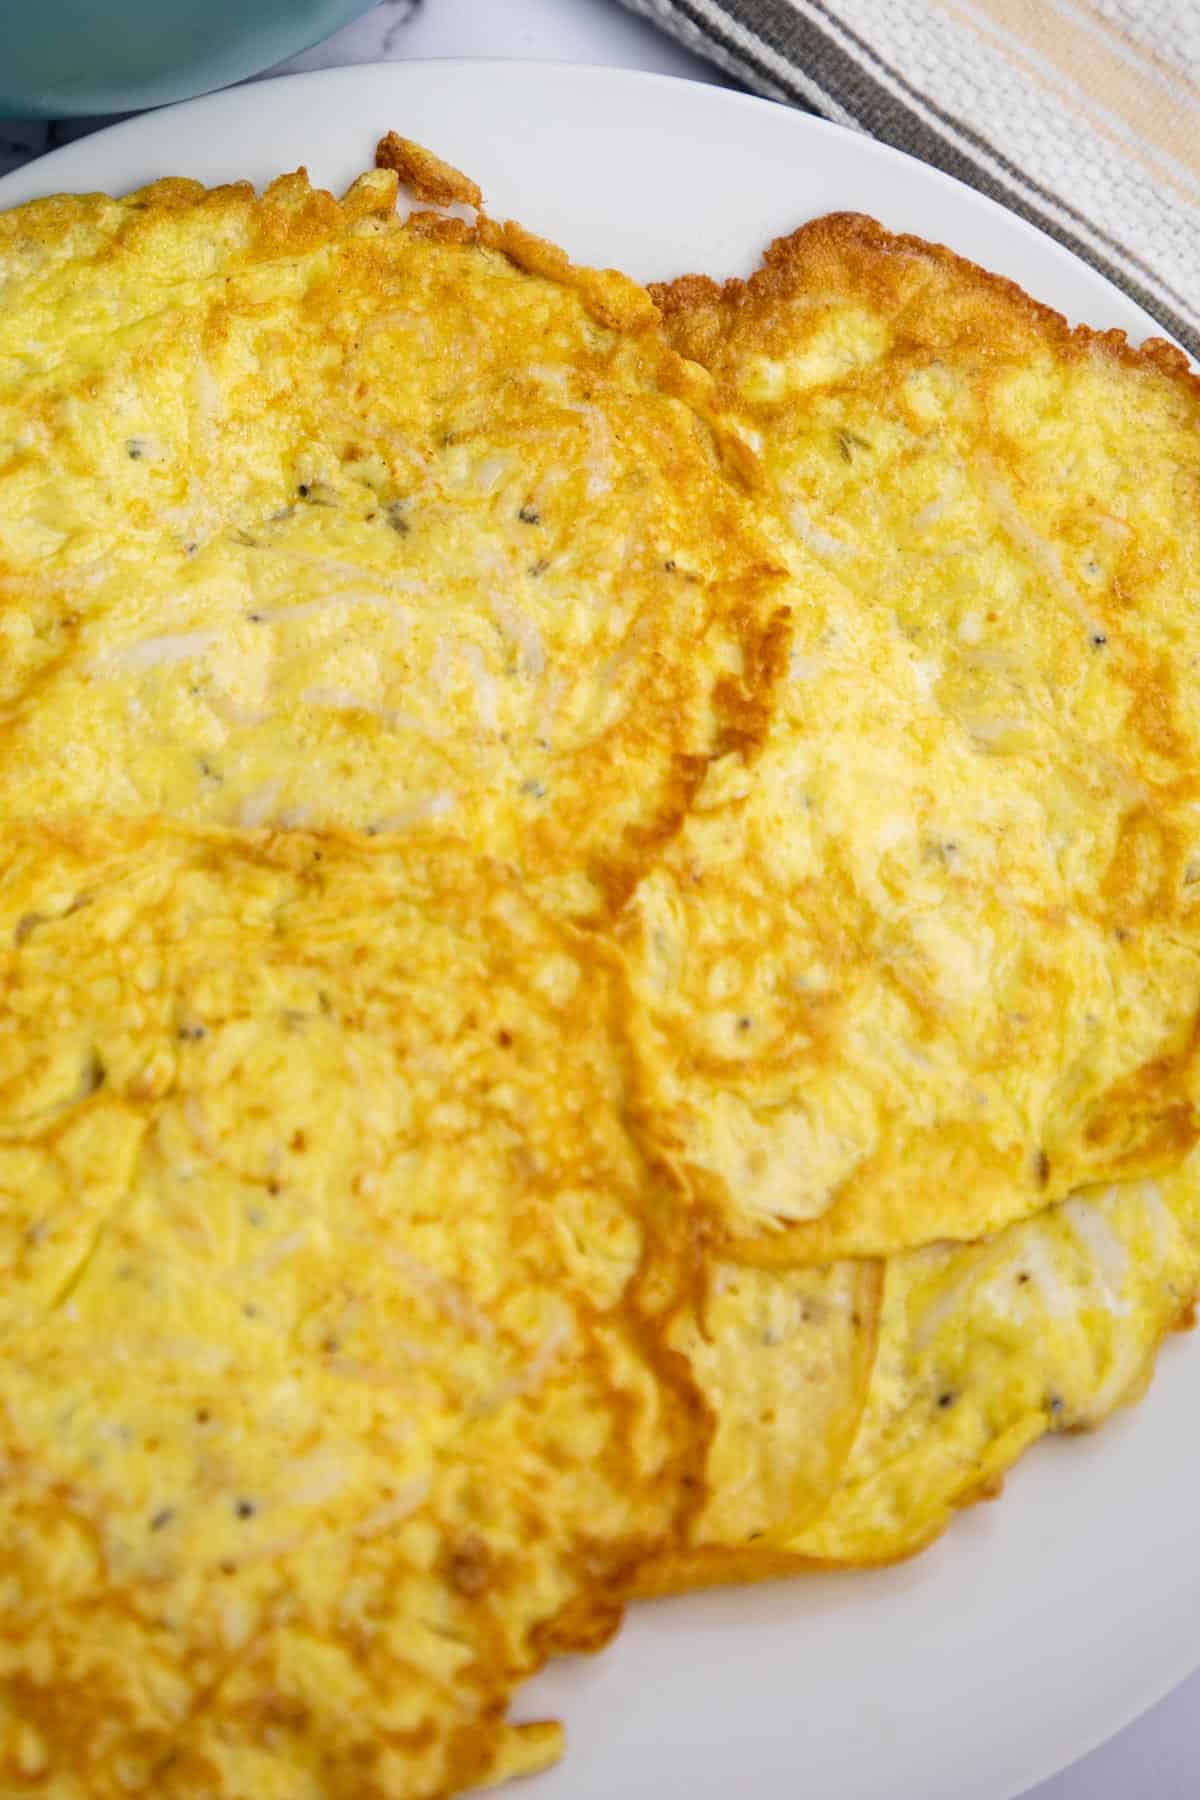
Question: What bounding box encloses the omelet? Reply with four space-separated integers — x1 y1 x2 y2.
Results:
793 1160 1200 1565
640 1163 1200 1593
621 219 1200 1261
634 1257 880 1595
6 144 1200 1799
0 820 703 1798
0 154 786 922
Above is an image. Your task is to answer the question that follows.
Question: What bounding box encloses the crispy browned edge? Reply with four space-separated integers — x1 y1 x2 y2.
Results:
0 137 655 341
650 209 1196 398
376 129 483 210
0 161 398 273
373 130 662 336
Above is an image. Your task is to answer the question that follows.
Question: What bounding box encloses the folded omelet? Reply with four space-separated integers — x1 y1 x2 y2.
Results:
638 1187 884 1595
0 821 702 1797
641 1163 1200 1591
632 1257 881 1596
0 156 785 923
795 1159 1200 1565
625 219 1200 1260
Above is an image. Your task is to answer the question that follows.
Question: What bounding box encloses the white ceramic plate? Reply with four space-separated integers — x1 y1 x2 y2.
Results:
1 60 1195 1800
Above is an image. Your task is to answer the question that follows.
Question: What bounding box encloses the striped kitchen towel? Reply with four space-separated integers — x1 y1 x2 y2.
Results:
618 0 1200 357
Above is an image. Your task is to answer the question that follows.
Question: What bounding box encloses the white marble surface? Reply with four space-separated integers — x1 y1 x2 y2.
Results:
0 2 1196 1794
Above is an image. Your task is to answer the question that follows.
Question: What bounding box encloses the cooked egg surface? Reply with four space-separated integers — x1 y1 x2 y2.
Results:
0 168 785 922
0 822 701 1799
793 1161 1200 1565
639 1165 1200 1591
634 1257 880 1595
627 218 1200 1259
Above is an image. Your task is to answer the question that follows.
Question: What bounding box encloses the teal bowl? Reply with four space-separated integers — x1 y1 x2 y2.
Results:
1 0 379 117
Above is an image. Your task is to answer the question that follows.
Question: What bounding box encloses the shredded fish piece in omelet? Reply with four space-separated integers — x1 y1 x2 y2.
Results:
0 158 787 923
625 216 1200 1261
0 821 705 1799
